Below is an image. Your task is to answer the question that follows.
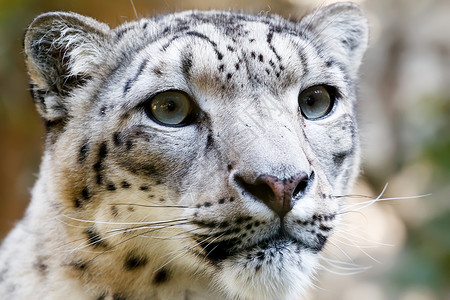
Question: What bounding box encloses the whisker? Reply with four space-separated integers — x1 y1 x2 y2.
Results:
109 203 192 209
324 239 354 264
318 263 371 276
60 214 188 226
334 228 394 248
319 256 370 272
155 235 218 272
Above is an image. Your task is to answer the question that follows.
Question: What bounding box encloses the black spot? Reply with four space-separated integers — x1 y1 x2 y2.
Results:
258 54 264 62
206 133 214 151
312 234 328 253
204 202 212 207
256 251 265 261
124 252 148 270
153 269 170 284
227 45 235 52
333 152 348 166
227 164 233 171
71 261 87 271
320 225 332 232
218 221 229 228
218 198 225 204
113 294 127 300
111 205 118 217
121 181 130 188
93 162 102 172
93 142 108 185
226 73 232 80
107 183 116 191
235 216 245 224
218 64 225 72
96 293 106 300
96 174 103 185
126 140 133 151
98 142 108 159
74 198 81 208
250 51 256 59
34 257 49 276
113 132 122 146
139 185 149 191
79 142 89 163
99 106 107 116
85 227 108 248
325 60 334 67
153 66 163 77
82 187 90 200
235 63 240 70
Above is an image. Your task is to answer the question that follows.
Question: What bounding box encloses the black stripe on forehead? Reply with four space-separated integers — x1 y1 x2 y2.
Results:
123 59 149 96
161 31 224 61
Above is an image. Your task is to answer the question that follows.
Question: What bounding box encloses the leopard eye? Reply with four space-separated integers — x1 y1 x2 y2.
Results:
298 85 334 120
145 91 193 126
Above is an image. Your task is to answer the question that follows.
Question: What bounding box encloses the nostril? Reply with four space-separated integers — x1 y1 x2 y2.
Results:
292 171 314 199
235 175 277 203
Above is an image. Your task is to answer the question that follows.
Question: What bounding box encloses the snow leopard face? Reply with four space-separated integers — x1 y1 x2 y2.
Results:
22 3 368 299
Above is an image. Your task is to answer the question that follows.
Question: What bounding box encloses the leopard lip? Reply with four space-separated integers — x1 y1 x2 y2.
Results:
196 229 327 263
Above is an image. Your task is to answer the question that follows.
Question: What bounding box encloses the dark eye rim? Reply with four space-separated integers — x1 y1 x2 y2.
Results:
143 90 199 127
298 84 340 121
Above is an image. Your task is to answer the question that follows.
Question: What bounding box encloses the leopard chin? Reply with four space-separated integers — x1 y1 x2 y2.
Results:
216 244 318 300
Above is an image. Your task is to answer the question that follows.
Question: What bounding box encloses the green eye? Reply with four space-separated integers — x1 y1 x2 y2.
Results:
146 91 193 126
298 86 335 120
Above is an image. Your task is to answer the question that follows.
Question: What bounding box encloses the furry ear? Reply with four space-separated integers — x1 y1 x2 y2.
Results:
24 12 111 121
300 2 369 77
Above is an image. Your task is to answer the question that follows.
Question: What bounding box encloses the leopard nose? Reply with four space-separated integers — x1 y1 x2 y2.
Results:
235 172 313 220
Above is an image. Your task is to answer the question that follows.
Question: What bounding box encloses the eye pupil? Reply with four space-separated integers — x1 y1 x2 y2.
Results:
166 101 176 111
306 96 315 106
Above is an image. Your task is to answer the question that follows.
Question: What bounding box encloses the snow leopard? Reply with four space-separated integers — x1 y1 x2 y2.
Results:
0 2 368 299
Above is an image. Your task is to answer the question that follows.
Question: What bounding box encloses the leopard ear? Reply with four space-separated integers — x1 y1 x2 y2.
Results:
24 12 111 121
300 2 369 77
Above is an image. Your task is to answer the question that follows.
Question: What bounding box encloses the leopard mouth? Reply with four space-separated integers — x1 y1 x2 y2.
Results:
196 228 328 263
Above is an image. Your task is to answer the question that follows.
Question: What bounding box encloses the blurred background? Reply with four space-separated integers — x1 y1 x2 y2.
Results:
0 0 448 299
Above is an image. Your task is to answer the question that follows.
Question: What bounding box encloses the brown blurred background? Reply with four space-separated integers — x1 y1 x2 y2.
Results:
0 0 449 299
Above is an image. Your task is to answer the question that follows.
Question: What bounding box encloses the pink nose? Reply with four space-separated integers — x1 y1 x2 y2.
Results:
237 172 311 220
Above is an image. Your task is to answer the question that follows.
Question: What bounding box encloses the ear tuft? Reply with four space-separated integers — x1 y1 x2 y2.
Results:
301 2 369 77
24 12 111 121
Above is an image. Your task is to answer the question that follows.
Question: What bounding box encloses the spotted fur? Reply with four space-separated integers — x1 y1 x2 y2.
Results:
0 3 368 299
